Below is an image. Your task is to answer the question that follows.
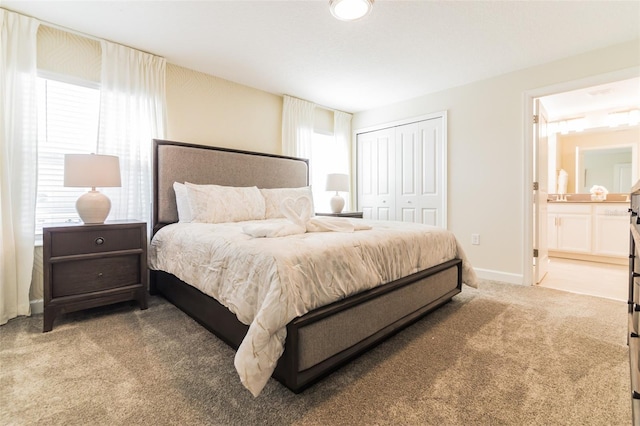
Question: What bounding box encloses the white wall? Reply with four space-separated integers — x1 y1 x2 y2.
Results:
352 40 640 284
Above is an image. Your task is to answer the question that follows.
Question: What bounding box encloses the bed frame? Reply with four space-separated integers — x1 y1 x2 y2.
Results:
150 139 463 393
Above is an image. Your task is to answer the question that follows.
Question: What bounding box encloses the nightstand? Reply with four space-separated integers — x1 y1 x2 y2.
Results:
315 212 364 218
42 220 148 332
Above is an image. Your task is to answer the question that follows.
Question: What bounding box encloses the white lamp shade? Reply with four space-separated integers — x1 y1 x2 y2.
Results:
64 154 121 224
325 173 349 192
64 154 121 188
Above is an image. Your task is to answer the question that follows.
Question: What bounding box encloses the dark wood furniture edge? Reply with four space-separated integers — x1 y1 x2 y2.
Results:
315 212 363 218
629 188 640 424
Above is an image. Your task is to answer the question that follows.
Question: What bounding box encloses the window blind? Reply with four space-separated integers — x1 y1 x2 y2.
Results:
35 77 100 237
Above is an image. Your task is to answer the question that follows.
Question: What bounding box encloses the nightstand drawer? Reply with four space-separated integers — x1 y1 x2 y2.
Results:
50 227 143 257
51 255 141 298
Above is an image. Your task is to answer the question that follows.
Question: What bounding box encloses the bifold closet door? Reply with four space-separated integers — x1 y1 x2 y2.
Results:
356 127 395 220
396 118 444 227
357 116 446 227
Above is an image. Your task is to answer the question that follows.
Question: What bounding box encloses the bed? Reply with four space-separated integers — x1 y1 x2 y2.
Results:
149 139 477 397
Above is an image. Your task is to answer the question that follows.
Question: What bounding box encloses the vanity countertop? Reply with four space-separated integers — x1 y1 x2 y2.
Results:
548 193 629 203
548 200 629 204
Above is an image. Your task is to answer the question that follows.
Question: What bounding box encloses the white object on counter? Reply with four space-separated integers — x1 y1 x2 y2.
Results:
557 169 568 195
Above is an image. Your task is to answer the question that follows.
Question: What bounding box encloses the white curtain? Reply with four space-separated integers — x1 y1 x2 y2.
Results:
282 95 315 159
333 110 352 174
97 41 166 225
0 10 40 325
333 110 352 208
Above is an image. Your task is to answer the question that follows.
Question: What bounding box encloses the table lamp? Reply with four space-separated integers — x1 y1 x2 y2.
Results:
64 153 121 224
325 173 349 214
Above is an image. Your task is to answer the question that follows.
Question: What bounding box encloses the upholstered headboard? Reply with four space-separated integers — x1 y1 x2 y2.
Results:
153 139 309 232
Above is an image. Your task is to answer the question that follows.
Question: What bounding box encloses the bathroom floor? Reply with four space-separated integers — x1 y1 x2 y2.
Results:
538 257 627 301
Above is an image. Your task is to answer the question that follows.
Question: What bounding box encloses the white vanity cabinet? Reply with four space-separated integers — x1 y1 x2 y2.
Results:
547 202 629 262
593 204 630 257
547 203 592 253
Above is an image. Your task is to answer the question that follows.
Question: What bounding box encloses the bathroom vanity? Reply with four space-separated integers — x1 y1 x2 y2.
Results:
547 196 629 264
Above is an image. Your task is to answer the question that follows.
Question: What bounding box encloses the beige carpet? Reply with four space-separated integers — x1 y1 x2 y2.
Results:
0 281 630 425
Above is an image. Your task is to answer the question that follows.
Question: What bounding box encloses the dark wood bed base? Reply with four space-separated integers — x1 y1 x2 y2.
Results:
151 139 463 393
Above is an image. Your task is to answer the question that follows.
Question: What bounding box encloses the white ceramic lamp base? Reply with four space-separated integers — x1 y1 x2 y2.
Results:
330 194 345 214
76 190 112 224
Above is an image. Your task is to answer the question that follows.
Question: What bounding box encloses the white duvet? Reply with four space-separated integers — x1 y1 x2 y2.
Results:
148 219 478 396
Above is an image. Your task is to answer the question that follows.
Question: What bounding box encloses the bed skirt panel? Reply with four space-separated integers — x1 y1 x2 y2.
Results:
273 259 462 391
294 264 459 371
151 258 462 393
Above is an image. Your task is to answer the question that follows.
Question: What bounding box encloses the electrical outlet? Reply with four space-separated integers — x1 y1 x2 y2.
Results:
471 234 480 245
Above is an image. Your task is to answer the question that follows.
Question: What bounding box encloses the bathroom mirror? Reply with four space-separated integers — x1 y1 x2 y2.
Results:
576 145 634 193
552 125 639 194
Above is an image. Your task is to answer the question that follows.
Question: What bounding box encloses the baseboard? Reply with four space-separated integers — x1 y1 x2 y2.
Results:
548 251 626 266
30 299 43 315
474 268 524 285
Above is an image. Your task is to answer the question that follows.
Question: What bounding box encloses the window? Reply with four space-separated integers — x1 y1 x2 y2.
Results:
35 76 100 238
310 131 349 214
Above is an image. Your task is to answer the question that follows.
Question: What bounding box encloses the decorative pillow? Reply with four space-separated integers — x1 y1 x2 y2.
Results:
173 182 193 223
260 187 315 219
185 182 266 223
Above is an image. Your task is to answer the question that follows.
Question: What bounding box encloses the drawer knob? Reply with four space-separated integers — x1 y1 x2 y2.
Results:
95 237 105 245
97 272 103 278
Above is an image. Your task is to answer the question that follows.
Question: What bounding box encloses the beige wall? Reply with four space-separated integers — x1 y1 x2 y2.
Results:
558 128 640 193
353 39 640 283
166 64 282 154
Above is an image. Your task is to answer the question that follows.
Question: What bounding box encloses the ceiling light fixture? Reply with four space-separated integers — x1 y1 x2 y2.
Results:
330 0 373 21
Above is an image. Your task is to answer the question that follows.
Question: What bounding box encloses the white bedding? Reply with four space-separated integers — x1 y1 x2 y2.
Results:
148 218 478 396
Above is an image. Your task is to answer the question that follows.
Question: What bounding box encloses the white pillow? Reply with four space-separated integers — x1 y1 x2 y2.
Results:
185 182 266 223
173 182 193 223
260 187 315 219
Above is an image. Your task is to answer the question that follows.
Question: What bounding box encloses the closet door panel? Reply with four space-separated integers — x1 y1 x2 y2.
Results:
376 138 392 198
395 119 444 226
417 118 444 227
357 128 395 220
422 131 437 195
399 128 418 197
422 208 438 226
400 207 416 223
378 206 393 221
396 122 422 224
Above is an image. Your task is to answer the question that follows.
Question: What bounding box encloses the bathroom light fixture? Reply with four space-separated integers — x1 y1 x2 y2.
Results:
608 109 640 128
330 0 373 21
64 153 121 224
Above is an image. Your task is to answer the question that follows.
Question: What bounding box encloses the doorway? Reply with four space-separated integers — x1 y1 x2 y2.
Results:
526 71 640 299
